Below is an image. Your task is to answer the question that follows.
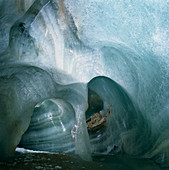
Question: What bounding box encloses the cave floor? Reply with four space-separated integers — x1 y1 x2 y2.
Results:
0 151 164 170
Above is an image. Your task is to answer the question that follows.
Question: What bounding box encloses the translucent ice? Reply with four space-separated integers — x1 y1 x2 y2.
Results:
19 98 76 153
0 64 57 157
0 0 169 167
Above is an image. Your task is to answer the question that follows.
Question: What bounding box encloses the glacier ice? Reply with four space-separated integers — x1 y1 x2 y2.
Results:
0 0 169 167
19 98 76 153
0 64 57 157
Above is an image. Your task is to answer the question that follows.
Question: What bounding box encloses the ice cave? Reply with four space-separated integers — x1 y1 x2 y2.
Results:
0 0 169 169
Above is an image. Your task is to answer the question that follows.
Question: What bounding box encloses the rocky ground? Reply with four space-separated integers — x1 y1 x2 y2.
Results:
0 149 165 170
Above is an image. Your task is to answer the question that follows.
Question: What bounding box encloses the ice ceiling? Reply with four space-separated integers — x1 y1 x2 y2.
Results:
0 0 169 167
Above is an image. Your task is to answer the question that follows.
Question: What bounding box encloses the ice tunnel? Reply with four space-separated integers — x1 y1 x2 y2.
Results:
0 0 169 168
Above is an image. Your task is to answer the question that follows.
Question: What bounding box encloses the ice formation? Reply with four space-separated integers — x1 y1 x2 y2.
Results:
0 0 169 167
19 98 76 153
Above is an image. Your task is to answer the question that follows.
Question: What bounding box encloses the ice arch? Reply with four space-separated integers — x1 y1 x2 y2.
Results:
0 0 169 167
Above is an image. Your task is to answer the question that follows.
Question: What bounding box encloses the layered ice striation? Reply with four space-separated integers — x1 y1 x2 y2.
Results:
0 64 57 157
19 98 76 153
0 0 169 167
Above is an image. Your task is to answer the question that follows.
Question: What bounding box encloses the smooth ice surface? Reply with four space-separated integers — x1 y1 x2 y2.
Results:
19 98 76 153
0 0 169 167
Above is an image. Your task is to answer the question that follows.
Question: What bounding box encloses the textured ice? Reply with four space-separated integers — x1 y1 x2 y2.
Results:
0 0 169 167
19 98 76 153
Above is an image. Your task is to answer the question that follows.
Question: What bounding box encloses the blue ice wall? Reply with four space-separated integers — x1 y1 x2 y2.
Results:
0 0 169 167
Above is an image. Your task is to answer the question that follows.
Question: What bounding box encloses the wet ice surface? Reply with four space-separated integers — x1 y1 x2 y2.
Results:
0 148 165 170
